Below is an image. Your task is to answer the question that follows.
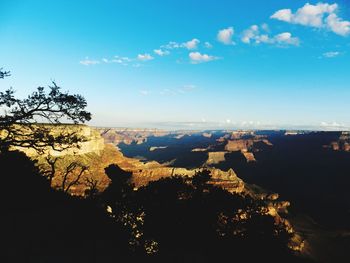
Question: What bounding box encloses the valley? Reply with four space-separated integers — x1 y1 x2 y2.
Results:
102 128 350 263
8 125 350 262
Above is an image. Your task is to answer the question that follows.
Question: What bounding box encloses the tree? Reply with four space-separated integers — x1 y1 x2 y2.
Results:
103 164 133 203
84 177 99 197
60 161 88 193
192 169 211 189
0 71 91 153
129 175 296 262
0 150 52 210
0 68 10 79
40 154 59 186
0 68 134 262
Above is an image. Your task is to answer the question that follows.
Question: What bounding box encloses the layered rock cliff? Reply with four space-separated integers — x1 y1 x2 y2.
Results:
8 124 105 157
206 151 227 165
98 127 170 145
4 125 304 253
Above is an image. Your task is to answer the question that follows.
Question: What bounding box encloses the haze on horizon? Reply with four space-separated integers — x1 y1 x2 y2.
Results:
1 0 350 130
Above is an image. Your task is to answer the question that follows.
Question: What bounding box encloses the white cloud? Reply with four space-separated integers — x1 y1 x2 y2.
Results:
271 3 337 27
320 121 348 130
79 57 100 66
189 52 219 64
271 3 350 36
161 41 181 49
102 56 132 65
111 59 127 65
257 34 271 44
241 25 263 44
322 51 340 58
109 56 132 65
271 9 294 23
117 56 132 62
274 32 300 46
182 38 200 49
321 121 343 127
82 55 142 67
153 49 170 56
160 39 201 50
217 27 235 45
326 13 350 36
204 42 213 48
241 25 299 46
137 53 154 61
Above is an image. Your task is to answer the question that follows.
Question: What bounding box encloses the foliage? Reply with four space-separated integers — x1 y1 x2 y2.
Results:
103 169 299 262
0 68 10 79
0 71 91 153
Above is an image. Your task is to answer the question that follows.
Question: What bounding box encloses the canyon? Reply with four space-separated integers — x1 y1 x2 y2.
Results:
11 125 350 258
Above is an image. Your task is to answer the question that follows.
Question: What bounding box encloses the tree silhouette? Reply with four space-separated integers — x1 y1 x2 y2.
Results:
60 161 88 193
0 69 135 262
0 150 52 210
0 68 10 79
102 164 133 205
192 169 211 189
84 177 99 198
40 154 58 186
0 71 91 153
99 169 303 262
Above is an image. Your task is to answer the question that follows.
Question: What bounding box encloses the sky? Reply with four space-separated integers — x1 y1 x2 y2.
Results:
1 0 350 130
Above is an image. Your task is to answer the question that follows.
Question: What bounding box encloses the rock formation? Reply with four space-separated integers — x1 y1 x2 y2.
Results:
98 127 170 145
191 148 208 152
8 124 105 157
224 137 272 162
241 150 256 162
202 132 212 138
325 132 350 152
149 146 167 151
206 151 227 165
225 139 253 151
4 125 304 253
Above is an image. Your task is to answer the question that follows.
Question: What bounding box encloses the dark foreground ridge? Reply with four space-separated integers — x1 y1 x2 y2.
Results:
0 149 311 263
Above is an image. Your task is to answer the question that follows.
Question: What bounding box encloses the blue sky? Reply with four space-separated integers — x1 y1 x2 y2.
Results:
1 0 350 130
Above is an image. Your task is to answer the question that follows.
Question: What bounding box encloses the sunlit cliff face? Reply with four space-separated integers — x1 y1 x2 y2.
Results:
3 124 105 157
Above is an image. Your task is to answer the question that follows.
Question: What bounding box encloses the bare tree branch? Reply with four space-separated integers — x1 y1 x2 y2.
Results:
40 155 59 187
61 162 88 193
85 177 99 197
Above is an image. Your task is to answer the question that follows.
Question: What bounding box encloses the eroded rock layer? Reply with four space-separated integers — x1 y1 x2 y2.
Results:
4 125 305 253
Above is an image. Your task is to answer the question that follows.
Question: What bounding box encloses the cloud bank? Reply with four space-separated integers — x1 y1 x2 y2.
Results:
271 2 350 36
241 25 299 46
